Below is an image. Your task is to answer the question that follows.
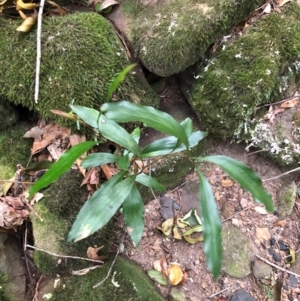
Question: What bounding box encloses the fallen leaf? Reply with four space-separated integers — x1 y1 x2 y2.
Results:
101 164 113 180
168 263 183 285
23 126 45 141
254 206 268 215
263 106 285 123
221 178 233 187
173 225 182 240
273 220 287 227
279 0 292 7
153 259 162 272
279 97 299 108
147 270 168 286
285 249 296 264
160 256 169 277
100 0 118 11
87 246 104 260
183 225 203 244
263 3 272 13
255 227 271 243
157 218 174 236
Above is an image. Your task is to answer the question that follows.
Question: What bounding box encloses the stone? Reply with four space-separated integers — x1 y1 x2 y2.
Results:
0 233 26 301
229 289 255 301
181 181 200 215
169 287 187 301
251 259 272 279
178 2 300 165
0 13 159 129
222 224 256 278
111 0 262 76
277 181 297 219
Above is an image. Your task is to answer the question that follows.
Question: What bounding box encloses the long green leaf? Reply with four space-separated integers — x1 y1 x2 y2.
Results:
29 141 96 198
107 64 137 101
200 155 274 212
67 172 135 242
81 153 120 169
98 114 142 157
197 170 222 279
142 131 206 158
123 184 144 245
101 101 189 149
70 105 100 128
135 173 165 192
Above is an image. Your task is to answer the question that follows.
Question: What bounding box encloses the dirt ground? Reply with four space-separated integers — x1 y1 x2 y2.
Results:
116 78 300 301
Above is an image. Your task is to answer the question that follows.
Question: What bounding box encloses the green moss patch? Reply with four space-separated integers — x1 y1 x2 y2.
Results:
122 0 263 76
179 3 300 139
0 13 159 128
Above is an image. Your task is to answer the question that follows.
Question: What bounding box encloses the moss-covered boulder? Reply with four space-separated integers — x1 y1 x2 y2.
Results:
110 0 263 76
178 2 300 140
0 100 19 131
0 123 32 181
0 13 159 128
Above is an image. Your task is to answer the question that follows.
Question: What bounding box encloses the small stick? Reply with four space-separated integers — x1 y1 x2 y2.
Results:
210 287 230 298
26 244 104 264
93 232 125 288
34 0 46 103
262 167 300 182
255 254 300 278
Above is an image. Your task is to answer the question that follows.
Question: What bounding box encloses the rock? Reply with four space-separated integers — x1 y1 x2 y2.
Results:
0 13 159 129
178 2 300 164
169 287 187 301
251 259 272 280
222 224 256 278
0 100 18 131
277 181 297 218
0 233 26 301
288 274 298 288
0 123 32 181
229 289 255 301
181 181 200 215
111 0 262 76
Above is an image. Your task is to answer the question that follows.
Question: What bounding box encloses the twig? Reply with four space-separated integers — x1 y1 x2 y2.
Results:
262 167 300 182
34 0 46 104
210 287 231 298
255 254 300 278
93 231 125 288
222 205 253 223
26 244 104 264
33 275 44 301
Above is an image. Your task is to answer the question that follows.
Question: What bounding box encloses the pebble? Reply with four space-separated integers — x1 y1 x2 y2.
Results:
229 289 255 301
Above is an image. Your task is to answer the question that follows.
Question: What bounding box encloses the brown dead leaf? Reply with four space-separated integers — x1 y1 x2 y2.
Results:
255 227 271 243
23 126 45 141
273 220 287 227
153 259 162 272
263 3 272 13
69 134 86 146
101 164 113 179
263 106 285 123
160 256 169 277
279 97 299 108
168 263 183 285
279 0 292 7
0 196 29 230
87 246 105 260
221 178 233 187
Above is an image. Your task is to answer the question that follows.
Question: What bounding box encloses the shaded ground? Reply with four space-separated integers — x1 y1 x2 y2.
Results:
113 78 300 301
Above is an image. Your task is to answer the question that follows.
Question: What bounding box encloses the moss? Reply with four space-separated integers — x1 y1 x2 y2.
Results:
0 123 32 180
0 13 159 129
50 257 164 301
179 2 300 138
0 271 12 301
122 0 263 76
31 170 115 275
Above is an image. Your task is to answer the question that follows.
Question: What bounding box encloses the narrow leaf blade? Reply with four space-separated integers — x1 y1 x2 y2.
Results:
67 173 135 242
123 184 144 245
197 171 222 279
70 105 100 128
135 173 165 192
201 155 274 212
29 141 96 197
107 64 136 101
81 153 120 169
98 115 142 157
142 131 206 158
101 101 189 148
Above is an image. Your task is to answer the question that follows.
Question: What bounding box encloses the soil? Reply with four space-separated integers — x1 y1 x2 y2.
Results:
114 78 300 301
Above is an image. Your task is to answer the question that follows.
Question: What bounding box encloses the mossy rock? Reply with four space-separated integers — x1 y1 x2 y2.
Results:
117 0 262 76
0 13 159 129
178 2 300 139
50 257 164 301
0 100 19 131
0 123 32 181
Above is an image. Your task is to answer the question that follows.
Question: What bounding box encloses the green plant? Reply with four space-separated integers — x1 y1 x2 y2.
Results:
29 65 274 279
